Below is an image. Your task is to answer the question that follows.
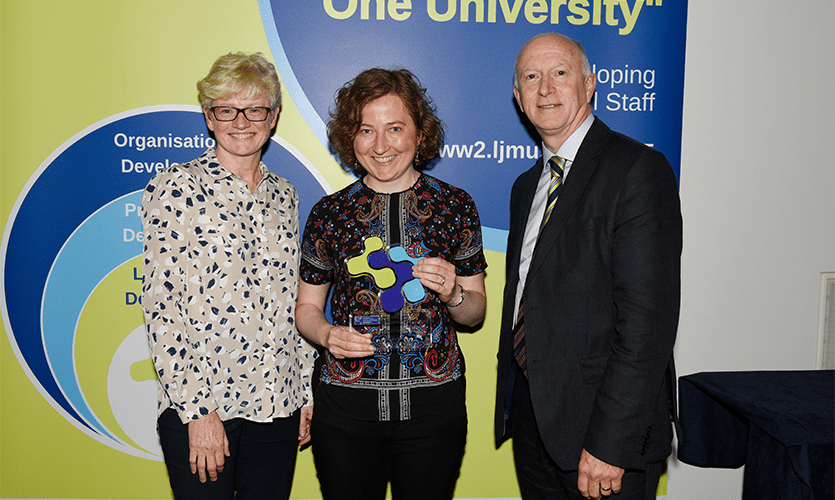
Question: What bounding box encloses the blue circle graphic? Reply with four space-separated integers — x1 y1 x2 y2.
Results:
1 106 327 453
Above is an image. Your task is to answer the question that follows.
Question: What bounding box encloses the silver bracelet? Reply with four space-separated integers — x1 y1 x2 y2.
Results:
447 284 465 308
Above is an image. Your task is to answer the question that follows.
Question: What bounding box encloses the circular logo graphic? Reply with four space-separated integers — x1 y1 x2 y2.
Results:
1 105 327 459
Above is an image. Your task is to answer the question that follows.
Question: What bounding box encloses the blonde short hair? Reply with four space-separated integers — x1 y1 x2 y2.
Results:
197 52 281 109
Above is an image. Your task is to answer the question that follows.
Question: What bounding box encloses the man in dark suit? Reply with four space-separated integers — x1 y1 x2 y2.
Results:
494 33 682 500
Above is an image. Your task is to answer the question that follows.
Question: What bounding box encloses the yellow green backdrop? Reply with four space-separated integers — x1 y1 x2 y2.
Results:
0 2 514 498
1 1 683 498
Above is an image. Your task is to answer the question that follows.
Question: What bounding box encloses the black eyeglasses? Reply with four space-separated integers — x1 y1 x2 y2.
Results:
209 106 273 122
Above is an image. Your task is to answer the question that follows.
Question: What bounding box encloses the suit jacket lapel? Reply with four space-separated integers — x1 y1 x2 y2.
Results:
527 119 608 280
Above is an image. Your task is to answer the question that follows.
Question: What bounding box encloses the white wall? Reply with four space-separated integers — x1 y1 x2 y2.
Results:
669 1 835 498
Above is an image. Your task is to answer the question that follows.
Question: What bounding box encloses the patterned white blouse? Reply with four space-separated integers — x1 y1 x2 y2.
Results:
141 149 316 424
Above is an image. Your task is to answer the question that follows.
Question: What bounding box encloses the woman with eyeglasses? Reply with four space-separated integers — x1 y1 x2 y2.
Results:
141 52 316 500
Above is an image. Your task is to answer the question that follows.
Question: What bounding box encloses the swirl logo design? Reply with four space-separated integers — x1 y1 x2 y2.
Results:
1 106 326 459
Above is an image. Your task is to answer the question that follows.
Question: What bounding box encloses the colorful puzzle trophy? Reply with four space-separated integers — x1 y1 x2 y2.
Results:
346 236 434 355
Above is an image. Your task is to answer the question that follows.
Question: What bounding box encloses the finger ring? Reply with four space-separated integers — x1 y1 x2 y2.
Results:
441 277 446 286
601 487 611 491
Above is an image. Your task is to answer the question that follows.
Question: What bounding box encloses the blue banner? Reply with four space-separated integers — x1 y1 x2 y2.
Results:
262 0 687 251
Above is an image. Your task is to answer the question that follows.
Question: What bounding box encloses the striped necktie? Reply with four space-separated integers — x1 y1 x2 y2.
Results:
540 156 565 232
513 156 566 376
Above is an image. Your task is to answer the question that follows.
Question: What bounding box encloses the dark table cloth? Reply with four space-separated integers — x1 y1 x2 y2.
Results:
678 370 834 500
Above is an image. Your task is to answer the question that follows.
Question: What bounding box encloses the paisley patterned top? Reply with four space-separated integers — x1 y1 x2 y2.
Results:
301 174 487 421
141 149 317 424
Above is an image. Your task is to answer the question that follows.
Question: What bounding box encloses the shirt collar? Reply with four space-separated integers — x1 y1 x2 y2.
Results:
201 148 272 184
542 113 595 166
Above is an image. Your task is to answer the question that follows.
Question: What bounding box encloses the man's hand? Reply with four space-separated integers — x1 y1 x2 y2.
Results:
188 411 230 483
577 448 624 499
298 405 313 446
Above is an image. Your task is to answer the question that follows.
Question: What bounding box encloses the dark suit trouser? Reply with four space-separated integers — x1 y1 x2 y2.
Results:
511 365 666 500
